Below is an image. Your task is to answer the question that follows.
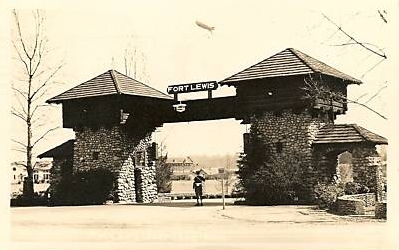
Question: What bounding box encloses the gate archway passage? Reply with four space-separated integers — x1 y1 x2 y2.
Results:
41 48 387 203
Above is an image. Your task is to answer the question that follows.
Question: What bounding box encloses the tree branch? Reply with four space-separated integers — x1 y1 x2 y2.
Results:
364 85 387 104
12 139 27 148
13 10 32 60
322 13 387 59
32 120 48 130
360 57 386 79
30 64 63 100
12 86 28 100
12 91 28 116
30 104 55 119
11 108 28 122
354 93 368 102
31 41 43 77
377 10 388 24
12 160 27 167
12 148 28 154
12 41 30 75
331 42 386 54
30 10 41 61
31 85 52 104
345 97 387 120
302 76 387 120
32 126 59 147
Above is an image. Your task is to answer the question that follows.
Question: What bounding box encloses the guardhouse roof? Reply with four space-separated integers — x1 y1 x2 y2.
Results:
47 70 172 103
313 124 387 145
38 139 75 159
220 48 362 85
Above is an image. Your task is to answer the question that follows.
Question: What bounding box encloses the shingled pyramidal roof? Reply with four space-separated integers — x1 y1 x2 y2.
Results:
47 70 172 103
220 48 362 85
313 124 387 145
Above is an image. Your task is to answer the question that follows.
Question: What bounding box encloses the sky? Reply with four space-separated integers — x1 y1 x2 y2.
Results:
1 0 398 163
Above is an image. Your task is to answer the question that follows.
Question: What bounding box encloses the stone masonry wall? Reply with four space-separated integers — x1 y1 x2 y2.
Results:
337 193 377 215
250 109 331 194
49 158 63 192
73 126 125 173
73 126 157 203
375 201 387 219
117 154 136 202
352 146 383 200
118 136 157 203
336 195 366 215
137 160 158 203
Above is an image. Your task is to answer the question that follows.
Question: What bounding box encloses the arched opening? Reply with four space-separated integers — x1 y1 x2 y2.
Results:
318 149 353 184
337 151 353 184
153 118 246 197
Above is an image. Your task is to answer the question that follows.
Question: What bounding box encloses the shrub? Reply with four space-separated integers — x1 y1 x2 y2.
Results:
313 182 344 210
170 175 191 181
237 126 308 205
69 168 115 205
344 182 369 195
10 191 49 207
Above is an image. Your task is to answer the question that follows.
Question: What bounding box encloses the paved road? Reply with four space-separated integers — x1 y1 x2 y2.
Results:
6 200 397 250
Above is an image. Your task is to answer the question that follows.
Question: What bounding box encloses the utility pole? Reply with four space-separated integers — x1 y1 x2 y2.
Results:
219 168 226 210
222 177 225 210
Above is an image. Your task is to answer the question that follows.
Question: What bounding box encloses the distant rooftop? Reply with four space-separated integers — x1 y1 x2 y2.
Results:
47 70 172 103
33 161 52 170
313 124 387 145
220 48 362 85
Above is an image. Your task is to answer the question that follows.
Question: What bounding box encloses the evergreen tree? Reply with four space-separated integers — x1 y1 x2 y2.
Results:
156 155 172 193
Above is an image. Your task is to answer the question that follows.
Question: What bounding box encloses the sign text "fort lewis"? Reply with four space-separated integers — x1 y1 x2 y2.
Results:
167 81 218 94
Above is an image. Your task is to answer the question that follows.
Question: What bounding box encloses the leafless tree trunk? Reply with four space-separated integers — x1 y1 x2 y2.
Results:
11 9 62 199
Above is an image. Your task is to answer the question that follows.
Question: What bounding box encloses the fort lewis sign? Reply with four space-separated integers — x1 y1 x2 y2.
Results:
167 81 218 94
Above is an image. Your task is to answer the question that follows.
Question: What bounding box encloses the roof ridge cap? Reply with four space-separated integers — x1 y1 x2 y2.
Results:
113 70 172 99
109 69 121 94
290 49 362 84
47 70 117 103
220 48 295 83
351 124 370 141
288 48 317 73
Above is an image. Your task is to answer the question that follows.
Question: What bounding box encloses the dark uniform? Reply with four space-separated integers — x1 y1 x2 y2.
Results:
193 174 205 206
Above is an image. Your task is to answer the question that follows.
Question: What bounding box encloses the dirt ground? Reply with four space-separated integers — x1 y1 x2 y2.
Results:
5 199 397 250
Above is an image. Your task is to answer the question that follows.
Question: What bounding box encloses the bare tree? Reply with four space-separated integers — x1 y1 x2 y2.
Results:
11 9 63 199
123 36 149 83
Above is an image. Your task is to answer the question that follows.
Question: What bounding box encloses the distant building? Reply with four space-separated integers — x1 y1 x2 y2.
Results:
33 161 52 184
10 161 52 197
165 157 197 174
11 162 26 185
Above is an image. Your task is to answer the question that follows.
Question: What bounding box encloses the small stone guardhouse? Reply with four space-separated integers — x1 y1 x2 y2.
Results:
44 48 387 203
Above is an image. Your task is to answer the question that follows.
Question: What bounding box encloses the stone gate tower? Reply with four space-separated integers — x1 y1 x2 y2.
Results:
47 70 173 203
220 48 387 199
